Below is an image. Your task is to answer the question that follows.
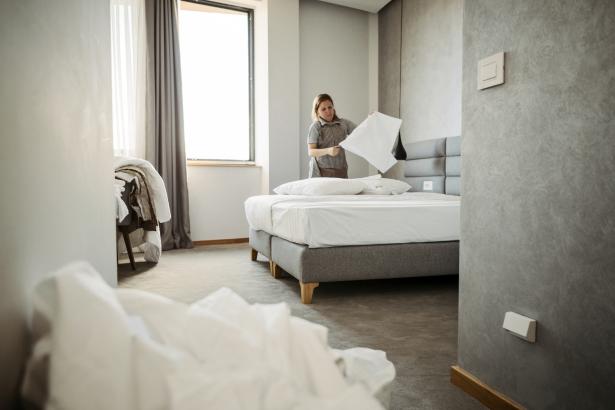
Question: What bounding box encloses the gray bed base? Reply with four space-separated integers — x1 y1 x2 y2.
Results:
250 229 459 303
249 136 461 303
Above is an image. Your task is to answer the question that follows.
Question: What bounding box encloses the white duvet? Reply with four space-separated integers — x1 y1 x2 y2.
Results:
245 192 461 248
22 262 394 410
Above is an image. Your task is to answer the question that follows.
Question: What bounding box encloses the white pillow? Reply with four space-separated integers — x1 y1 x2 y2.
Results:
360 178 411 195
274 178 366 196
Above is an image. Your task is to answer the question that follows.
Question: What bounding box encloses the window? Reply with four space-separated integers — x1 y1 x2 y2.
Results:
179 0 254 161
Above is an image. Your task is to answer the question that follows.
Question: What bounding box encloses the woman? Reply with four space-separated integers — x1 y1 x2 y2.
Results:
307 94 356 178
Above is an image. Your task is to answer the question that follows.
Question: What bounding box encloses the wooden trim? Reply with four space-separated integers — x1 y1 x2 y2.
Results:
299 281 319 304
451 365 525 410
193 238 248 246
187 160 259 167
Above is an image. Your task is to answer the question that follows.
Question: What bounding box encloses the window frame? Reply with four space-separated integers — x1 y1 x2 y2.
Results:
181 0 255 163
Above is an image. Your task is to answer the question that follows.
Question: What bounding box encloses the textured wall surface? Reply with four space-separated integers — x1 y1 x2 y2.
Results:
399 0 462 143
378 0 401 117
0 0 115 406
299 0 370 179
459 1 615 408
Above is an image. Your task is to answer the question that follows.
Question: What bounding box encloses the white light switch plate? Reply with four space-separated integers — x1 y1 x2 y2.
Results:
478 51 505 90
423 181 433 191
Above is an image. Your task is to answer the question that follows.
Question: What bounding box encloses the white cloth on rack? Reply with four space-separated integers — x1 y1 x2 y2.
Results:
114 156 170 262
113 156 171 223
114 179 129 222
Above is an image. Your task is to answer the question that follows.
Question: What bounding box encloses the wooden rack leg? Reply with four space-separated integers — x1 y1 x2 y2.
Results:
251 248 258 261
121 229 136 270
299 281 319 304
271 262 283 279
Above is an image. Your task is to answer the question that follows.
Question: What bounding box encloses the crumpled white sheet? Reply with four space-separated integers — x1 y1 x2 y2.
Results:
339 112 402 173
21 262 395 410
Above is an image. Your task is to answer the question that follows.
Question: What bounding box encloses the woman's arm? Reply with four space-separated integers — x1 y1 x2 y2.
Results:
308 143 341 158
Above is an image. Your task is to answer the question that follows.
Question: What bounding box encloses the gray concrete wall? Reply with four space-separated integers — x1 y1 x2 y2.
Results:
399 0 462 143
378 0 401 118
459 1 615 408
0 0 116 406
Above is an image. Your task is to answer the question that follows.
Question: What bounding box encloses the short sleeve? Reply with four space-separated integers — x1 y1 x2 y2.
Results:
307 122 321 145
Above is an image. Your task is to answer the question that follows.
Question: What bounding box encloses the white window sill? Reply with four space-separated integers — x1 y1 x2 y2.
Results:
187 160 260 168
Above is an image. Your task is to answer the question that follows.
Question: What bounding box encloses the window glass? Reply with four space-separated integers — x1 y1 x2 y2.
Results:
179 1 252 161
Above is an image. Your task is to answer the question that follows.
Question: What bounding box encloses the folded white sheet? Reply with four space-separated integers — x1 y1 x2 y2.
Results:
339 112 402 173
22 262 394 410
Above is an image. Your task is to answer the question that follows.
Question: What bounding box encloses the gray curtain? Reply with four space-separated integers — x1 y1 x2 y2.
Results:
145 0 193 250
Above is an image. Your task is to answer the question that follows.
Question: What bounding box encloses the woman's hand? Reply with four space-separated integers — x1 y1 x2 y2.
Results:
327 146 341 157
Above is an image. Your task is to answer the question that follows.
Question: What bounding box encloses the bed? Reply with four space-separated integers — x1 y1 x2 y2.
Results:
246 136 461 303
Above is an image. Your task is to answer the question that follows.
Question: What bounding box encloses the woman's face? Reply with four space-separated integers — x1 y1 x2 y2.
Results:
317 100 335 122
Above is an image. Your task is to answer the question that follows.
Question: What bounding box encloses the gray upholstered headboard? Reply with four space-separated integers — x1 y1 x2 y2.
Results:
400 136 461 196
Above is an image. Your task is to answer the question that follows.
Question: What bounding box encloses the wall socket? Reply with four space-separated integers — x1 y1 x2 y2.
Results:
423 180 433 191
502 311 537 343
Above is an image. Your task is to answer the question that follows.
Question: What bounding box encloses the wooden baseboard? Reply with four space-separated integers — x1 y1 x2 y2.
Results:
451 365 525 410
193 238 248 246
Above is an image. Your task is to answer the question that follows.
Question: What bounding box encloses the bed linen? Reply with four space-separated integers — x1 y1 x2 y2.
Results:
22 262 394 410
245 192 460 248
114 156 170 262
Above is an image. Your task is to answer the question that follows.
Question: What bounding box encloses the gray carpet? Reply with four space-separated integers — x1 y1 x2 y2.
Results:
118 244 482 410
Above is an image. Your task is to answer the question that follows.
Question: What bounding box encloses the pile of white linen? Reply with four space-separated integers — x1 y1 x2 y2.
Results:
22 262 395 410
114 156 171 262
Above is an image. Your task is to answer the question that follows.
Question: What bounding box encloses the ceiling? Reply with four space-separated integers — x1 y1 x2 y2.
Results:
317 0 392 14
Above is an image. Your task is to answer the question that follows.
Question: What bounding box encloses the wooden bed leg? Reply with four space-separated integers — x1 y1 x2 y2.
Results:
251 248 258 261
299 281 319 304
269 260 274 274
271 262 282 279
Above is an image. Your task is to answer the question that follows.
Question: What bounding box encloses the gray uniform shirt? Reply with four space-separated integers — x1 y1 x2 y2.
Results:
307 117 356 177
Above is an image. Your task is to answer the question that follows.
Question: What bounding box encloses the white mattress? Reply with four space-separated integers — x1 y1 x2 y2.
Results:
244 192 460 248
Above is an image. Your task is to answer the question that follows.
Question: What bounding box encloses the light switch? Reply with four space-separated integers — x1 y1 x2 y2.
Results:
478 52 505 90
480 62 497 80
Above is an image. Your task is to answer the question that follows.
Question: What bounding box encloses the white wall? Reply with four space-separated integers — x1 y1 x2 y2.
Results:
187 166 262 240
267 0 301 189
299 0 372 179
0 0 115 406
